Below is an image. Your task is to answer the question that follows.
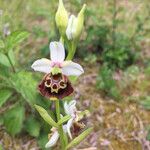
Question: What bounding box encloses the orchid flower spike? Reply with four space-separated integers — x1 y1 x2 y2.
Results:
64 100 84 139
45 125 67 148
31 41 84 76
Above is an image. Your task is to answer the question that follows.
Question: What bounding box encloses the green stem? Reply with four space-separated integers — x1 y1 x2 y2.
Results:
6 53 16 73
66 42 76 60
60 36 64 45
55 100 67 150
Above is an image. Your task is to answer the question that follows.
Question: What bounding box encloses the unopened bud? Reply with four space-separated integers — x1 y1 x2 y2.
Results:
66 4 86 41
75 4 86 40
55 0 68 37
66 15 77 40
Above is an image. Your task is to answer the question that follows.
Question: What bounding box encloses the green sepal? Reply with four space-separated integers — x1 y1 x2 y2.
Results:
51 67 61 75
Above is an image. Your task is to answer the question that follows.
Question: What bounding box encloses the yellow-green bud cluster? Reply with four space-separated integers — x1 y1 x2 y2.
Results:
55 0 86 41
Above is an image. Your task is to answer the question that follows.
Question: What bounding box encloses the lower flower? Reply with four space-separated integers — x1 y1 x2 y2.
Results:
38 73 74 99
71 121 85 137
64 100 86 139
45 125 67 148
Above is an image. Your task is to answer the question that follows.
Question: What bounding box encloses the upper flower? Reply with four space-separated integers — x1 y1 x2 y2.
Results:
31 41 84 76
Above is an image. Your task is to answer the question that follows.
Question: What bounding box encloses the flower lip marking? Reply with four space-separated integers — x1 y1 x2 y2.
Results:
39 73 74 99
52 73 62 82
45 79 51 87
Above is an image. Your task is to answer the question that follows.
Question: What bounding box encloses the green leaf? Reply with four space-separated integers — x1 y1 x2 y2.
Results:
66 127 93 149
0 65 9 77
10 71 38 106
38 133 48 150
0 39 5 49
25 116 41 137
0 89 13 107
58 115 71 125
3 105 25 135
6 31 29 49
8 49 15 66
35 104 58 128
0 53 10 67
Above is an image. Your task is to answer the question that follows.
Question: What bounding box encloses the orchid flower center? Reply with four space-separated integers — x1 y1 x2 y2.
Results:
44 73 67 93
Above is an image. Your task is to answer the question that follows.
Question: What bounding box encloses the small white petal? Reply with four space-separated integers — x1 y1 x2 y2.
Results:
62 61 84 76
64 100 77 116
67 118 74 139
31 58 51 73
45 131 59 148
64 101 70 115
50 41 65 62
68 100 77 116
68 100 76 108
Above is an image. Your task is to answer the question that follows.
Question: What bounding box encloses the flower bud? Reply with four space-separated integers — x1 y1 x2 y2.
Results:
75 4 86 39
66 4 86 41
66 15 77 40
55 0 68 37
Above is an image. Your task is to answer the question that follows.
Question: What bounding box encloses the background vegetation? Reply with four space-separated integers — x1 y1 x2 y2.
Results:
0 0 150 149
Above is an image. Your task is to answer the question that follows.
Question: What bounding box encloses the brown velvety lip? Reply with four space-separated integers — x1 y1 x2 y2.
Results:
38 73 74 99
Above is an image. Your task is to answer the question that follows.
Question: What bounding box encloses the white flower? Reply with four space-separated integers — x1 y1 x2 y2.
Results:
64 100 81 139
45 125 67 148
31 41 84 76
